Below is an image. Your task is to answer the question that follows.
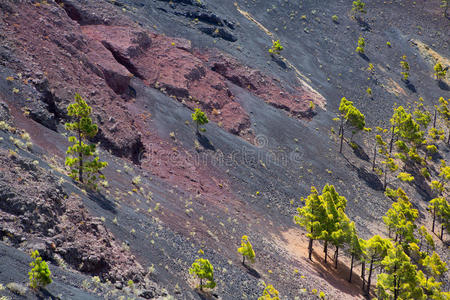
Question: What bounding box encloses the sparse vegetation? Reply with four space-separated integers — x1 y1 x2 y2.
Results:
434 62 447 81
191 108 209 134
237 235 255 265
355 35 365 54
29 250 52 289
189 257 216 291
400 55 410 82
269 40 283 55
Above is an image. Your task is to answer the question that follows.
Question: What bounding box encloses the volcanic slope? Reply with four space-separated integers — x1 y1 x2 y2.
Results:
0 0 449 299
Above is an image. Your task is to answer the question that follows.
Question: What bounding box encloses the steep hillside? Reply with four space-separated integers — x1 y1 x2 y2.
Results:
0 0 448 299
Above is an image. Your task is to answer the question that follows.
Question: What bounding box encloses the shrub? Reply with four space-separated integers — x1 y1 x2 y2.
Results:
434 62 447 81
355 35 365 54
237 235 256 265
400 55 410 81
269 40 283 55
258 282 279 300
332 15 338 23
386 41 391 47
29 250 52 289
191 108 209 134
189 258 215 291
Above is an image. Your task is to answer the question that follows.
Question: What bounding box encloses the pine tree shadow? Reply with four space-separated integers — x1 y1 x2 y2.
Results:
403 80 416 93
271 54 287 69
87 190 117 213
358 53 370 62
37 288 58 300
244 264 261 278
438 80 449 91
195 289 219 300
196 132 215 151
356 17 371 31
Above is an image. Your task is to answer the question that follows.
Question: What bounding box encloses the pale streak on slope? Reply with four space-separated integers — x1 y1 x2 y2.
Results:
234 2 326 109
411 39 450 86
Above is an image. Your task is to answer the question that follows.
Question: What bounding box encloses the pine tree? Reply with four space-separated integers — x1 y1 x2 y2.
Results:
421 251 447 288
418 225 435 254
65 93 107 189
363 235 392 295
189 257 216 291
347 222 365 283
29 250 52 289
237 235 256 265
336 97 366 153
191 108 209 134
351 0 366 20
376 244 424 300
317 185 347 264
436 97 450 144
294 186 327 261
400 55 410 82
355 35 365 54
382 188 418 245
258 282 280 300
434 62 447 81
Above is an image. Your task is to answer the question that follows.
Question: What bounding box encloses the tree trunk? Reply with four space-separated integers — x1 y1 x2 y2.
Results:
447 131 450 145
383 164 388 190
308 238 313 261
372 145 377 171
366 257 374 295
334 247 339 269
78 126 83 183
340 127 345 153
200 278 203 291
349 253 354 282
440 224 444 241
389 125 395 153
432 206 436 233
324 240 328 263
242 255 245 265
361 261 366 290
433 109 437 128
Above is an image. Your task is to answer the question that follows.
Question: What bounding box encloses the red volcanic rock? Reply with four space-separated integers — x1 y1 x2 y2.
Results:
81 25 252 135
0 151 147 284
0 2 142 158
197 49 326 118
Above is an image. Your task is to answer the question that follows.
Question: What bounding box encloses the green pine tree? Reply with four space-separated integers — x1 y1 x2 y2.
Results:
189 257 216 291
65 93 107 189
336 97 366 153
191 108 209 134
29 250 52 289
237 235 256 265
376 244 425 300
294 186 327 261
363 235 392 295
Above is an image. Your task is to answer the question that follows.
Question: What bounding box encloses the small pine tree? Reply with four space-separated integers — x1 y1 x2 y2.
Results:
400 55 410 82
258 282 280 300
434 62 447 81
65 93 107 189
269 40 283 55
336 97 366 153
189 257 216 291
237 235 256 265
29 250 52 289
352 0 366 18
355 35 365 54
191 108 209 134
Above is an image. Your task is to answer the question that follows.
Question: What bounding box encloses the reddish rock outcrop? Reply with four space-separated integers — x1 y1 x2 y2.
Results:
0 150 147 285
